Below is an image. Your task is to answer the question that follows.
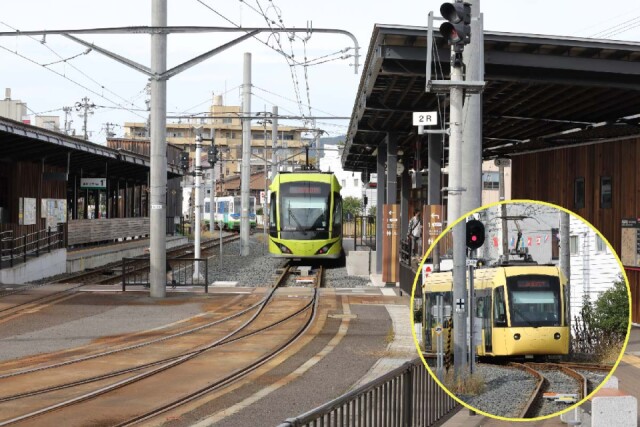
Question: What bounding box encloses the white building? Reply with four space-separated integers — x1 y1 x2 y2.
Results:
478 203 621 318
319 144 363 201
0 88 27 122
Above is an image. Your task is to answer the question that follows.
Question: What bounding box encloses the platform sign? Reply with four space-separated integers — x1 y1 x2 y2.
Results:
423 204 444 251
413 111 438 126
80 177 106 190
382 204 400 284
621 218 640 267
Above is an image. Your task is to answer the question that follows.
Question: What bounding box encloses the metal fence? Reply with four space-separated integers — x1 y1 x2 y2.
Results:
278 358 458 427
0 225 65 270
121 256 209 292
354 215 376 250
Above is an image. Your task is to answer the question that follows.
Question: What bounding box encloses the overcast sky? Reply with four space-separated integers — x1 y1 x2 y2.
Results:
1 0 640 143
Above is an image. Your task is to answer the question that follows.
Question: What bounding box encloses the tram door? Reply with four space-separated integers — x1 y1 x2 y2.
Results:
483 295 492 353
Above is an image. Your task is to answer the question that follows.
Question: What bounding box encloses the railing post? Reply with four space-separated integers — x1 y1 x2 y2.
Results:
23 235 27 263
36 228 40 257
122 257 126 292
204 259 208 293
48 226 52 252
403 365 413 427
10 235 14 267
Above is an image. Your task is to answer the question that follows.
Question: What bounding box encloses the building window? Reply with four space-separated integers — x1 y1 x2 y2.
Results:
482 172 499 190
341 179 346 188
570 235 579 255
354 178 359 187
222 118 232 124
600 176 612 208
595 235 607 253
574 177 585 209
225 131 236 139
283 133 294 141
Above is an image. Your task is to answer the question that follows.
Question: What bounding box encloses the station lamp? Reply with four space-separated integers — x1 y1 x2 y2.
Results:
466 219 485 250
439 1 471 52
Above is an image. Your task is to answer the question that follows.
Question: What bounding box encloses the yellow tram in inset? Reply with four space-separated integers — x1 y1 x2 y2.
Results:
268 171 343 259
422 264 570 357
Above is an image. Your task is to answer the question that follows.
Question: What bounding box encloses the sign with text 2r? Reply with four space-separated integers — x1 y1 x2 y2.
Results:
413 111 438 126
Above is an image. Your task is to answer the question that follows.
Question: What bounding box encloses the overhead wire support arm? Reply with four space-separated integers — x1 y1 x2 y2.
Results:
0 26 361 75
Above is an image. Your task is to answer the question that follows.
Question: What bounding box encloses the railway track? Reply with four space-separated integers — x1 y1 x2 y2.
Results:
0 260 323 426
513 362 610 418
0 236 239 321
53 235 240 285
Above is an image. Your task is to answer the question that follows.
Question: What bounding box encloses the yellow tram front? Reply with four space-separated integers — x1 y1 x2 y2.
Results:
268 172 343 259
423 265 570 358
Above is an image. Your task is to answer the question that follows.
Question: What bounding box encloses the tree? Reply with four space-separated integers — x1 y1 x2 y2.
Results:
593 278 629 339
342 196 362 221
367 205 376 217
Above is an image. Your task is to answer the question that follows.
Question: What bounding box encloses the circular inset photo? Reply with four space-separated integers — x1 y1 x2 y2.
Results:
410 200 631 421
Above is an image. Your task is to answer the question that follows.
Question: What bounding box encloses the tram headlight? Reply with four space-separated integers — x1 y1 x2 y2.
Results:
513 333 521 341
278 243 292 254
315 243 334 255
554 332 561 340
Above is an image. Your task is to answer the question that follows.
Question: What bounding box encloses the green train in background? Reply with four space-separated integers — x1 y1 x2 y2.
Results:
268 171 343 259
204 196 257 231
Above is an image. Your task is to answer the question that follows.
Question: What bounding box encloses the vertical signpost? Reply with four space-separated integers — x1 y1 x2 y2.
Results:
423 205 444 252
382 204 400 285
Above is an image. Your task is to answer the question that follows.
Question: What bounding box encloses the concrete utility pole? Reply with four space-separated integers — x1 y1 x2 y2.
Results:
271 106 278 179
499 160 509 263
149 0 167 298
461 0 483 215
257 110 272 247
74 96 95 140
193 133 203 280
449 42 468 378
560 212 571 346
63 106 73 135
240 52 252 257
428 133 443 271
209 128 216 234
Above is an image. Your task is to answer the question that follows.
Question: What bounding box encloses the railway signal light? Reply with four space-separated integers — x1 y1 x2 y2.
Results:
208 145 218 165
466 219 485 249
180 151 189 171
439 2 471 51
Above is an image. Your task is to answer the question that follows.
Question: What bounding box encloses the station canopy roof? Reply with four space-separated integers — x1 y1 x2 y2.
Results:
343 24 640 172
0 116 182 180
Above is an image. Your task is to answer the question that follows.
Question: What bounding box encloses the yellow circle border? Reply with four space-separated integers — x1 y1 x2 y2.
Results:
409 199 633 422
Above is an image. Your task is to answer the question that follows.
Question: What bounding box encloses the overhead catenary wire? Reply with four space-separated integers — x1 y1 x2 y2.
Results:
0 21 147 114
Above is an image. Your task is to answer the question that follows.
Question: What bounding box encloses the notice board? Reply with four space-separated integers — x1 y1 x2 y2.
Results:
382 204 400 284
621 218 640 267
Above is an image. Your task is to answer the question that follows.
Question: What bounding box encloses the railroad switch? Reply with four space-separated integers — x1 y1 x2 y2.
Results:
543 392 578 403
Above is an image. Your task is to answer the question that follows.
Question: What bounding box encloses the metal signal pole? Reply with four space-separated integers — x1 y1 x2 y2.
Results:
240 52 252 257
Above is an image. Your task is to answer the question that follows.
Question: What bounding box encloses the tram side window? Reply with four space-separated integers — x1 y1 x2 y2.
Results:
493 287 507 327
332 193 342 238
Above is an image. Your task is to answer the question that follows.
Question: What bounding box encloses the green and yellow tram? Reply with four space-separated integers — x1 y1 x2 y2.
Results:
423 264 570 357
268 171 343 259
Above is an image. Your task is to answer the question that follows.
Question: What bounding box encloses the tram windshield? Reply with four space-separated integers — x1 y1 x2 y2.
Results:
280 182 331 239
506 275 561 327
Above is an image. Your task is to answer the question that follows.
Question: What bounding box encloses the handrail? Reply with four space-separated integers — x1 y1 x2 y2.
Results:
0 225 65 269
278 358 458 427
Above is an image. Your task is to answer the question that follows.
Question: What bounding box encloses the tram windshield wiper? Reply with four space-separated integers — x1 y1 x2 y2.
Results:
287 205 308 235
511 305 540 328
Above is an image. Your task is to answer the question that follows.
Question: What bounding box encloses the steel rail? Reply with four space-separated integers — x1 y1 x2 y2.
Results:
0 270 315 425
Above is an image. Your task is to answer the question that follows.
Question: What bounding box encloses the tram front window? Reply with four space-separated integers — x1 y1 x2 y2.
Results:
280 182 330 240
506 275 561 327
